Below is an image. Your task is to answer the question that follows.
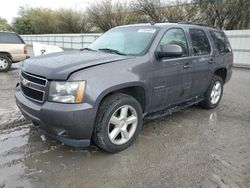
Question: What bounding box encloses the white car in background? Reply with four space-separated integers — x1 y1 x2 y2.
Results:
33 42 63 57
0 32 28 72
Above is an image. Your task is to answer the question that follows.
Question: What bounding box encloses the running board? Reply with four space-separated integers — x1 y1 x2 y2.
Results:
144 97 204 120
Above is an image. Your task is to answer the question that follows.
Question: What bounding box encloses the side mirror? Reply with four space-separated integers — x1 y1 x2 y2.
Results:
157 44 183 58
225 47 232 53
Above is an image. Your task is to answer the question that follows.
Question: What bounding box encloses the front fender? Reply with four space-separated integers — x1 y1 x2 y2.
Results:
68 57 150 110
94 81 148 109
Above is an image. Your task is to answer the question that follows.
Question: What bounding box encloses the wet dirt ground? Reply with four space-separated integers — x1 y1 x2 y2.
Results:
0 62 249 187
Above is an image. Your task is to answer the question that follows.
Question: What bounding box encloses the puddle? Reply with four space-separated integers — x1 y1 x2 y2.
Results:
0 121 32 187
0 125 30 166
0 163 33 188
0 118 61 187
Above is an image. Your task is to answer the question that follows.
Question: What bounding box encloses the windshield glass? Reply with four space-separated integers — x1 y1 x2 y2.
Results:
88 26 158 56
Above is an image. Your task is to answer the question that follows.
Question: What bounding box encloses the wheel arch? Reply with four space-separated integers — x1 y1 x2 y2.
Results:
214 68 227 83
95 82 148 113
0 52 13 61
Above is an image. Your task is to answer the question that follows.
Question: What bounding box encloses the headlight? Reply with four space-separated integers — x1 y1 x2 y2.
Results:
49 81 85 103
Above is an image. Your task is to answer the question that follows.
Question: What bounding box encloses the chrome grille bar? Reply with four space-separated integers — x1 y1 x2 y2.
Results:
20 71 47 103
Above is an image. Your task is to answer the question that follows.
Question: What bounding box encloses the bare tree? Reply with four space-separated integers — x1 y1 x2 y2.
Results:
133 0 199 23
87 0 136 31
195 0 250 29
12 0 250 34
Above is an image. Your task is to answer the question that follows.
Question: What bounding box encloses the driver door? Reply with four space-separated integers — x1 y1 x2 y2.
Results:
150 28 193 111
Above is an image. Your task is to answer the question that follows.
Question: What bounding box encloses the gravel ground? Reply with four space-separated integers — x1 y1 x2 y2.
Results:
0 51 249 187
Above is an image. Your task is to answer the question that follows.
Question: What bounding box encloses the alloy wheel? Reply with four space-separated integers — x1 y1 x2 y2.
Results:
210 81 222 104
108 105 138 145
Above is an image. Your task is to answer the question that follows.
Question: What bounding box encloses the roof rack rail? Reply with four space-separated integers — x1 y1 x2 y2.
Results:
178 21 216 28
178 21 193 25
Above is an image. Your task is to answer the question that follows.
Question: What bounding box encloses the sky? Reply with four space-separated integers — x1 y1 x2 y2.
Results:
0 0 94 23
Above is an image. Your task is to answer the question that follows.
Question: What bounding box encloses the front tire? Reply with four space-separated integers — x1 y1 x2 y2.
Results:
0 55 12 72
200 75 223 109
93 93 143 153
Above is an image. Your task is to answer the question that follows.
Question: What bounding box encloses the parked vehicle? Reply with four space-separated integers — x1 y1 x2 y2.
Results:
0 32 27 72
15 23 233 152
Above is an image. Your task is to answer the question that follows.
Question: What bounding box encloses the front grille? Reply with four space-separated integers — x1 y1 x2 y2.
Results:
20 71 47 103
21 85 44 101
21 71 46 86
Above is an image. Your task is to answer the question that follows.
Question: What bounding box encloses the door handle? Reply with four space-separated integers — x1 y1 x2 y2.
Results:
183 63 191 69
208 59 216 64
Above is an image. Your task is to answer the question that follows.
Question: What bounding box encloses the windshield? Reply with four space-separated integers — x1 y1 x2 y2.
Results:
88 26 158 56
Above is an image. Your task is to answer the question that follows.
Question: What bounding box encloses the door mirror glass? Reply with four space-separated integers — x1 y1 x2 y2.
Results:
157 44 183 58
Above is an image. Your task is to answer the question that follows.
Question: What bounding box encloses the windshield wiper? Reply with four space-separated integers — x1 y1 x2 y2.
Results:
98 48 127 56
80 48 97 52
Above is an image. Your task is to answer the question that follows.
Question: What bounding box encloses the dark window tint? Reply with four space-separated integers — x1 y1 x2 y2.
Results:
158 28 189 57
190 29 211 55
210 30 231 53
0 32 24 44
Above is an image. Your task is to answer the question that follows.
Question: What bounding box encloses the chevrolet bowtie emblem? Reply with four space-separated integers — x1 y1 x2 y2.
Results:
21 79 30 87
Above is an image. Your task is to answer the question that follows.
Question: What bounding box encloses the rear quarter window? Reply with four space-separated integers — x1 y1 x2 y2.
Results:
0 32 25 44
210 30 232 53
189 29 211 55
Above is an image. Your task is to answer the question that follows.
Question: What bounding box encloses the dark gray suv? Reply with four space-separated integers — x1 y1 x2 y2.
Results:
15 23 233 152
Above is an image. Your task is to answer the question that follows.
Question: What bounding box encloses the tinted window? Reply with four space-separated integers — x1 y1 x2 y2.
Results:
190 29 211 55
158 28 188 56
210 30 231 53
0 32 24 44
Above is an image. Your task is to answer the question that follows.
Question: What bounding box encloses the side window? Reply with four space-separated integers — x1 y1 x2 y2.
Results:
0 33 24 44
189 29 211 55
210 30 231 53
158 28 188 57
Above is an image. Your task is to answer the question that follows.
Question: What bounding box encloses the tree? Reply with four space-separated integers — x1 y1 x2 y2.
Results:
13 16 35 34
13 6 34 34
194 0 250 29
87 0 136 31
29 8 58 34
13 6 57 34
13 6 92 34
11 0 250 34
0 17 12 31
56 9 91 33
133 0 199 23
13 7 38 34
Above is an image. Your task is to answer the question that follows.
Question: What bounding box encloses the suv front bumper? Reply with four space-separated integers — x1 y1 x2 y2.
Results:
15 85 96 147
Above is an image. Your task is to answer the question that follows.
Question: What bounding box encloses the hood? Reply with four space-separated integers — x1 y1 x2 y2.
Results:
23 50 132 80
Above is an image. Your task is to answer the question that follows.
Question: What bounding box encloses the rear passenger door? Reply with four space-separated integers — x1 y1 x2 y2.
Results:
188 28 213 97
209 30 233 68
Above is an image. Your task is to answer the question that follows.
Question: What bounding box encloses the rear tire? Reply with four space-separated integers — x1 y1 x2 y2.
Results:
0 55 12 72
200 75 223 109
93 93 143 153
